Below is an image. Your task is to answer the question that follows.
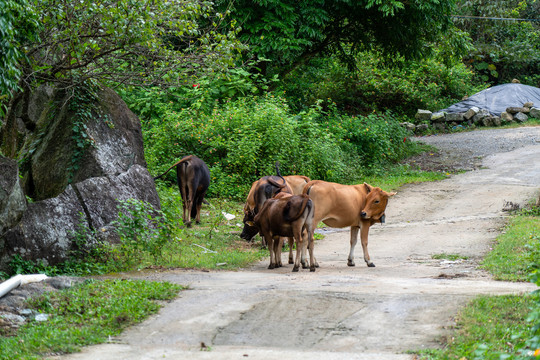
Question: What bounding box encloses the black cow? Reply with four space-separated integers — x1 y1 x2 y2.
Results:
154 155 210 227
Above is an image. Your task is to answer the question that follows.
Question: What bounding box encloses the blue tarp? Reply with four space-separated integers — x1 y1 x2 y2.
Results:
440 83 540 116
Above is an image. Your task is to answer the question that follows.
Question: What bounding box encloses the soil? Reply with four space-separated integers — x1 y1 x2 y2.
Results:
3 126 540 360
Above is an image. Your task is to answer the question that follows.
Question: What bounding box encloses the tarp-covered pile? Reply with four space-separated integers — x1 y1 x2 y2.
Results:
440 83 540 116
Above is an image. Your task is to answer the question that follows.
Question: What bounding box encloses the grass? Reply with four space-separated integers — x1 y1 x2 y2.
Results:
0 279 183 359
418 204 540 360
361 164 448 192
418 295 536 360
432 253 469 261
481 215 540 282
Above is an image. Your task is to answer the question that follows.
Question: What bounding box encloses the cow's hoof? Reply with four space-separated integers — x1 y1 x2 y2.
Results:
292 266 299 272
367 262 376 268
310 266 316 272
185 222 192 228
289 259 294 264
347 260 355 267
315 262 320 268
268 264 275 269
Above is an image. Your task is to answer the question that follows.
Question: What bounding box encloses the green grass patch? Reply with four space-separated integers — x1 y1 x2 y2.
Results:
481 215 540 282
418 295 536 360
432 253 469 261
0 279 183 359
419 203 540 359
361 164 447 192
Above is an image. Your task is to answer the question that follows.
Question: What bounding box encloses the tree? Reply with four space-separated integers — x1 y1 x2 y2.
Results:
217 0 458 79
0 0 38 111
4 0 243 95
454 0 540 84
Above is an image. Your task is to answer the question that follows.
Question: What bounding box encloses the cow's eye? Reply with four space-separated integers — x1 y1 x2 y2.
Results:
374 200 380 204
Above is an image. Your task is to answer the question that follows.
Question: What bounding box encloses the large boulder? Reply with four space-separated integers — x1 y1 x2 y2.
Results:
18 86 147 201
0 157 27 235
0 85 160 270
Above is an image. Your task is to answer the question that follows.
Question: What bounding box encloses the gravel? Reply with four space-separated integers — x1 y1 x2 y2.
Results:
407 126 540 172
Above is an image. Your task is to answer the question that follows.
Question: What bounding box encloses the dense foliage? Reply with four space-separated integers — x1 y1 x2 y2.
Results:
216 0 459 79
454 0 540 85
1 0 243 104
278 52 486 115
138 94 413 199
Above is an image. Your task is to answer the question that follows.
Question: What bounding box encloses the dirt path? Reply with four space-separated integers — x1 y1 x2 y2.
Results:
55 127 540 360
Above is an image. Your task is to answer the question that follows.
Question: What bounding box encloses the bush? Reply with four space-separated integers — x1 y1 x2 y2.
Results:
279 53 486 117
142 95 419 200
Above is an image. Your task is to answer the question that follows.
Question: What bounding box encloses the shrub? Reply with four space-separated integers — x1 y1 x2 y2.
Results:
279 53 486 117
142 94 420 200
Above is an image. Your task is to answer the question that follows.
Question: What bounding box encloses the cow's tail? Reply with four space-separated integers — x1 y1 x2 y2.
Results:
303 182 314 196
285 196 311 222
269 161 287 189
153 156 192 180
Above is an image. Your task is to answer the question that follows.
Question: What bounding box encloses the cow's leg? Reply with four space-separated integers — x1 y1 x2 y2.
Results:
267 235 276 269
179 183 189 226
307 228 316 272
299 229 308 268
288 237 294 264
194 191 206 224
347 226 360 266
360 221 375 267
185 183 195 227
275 237 284 267
293 226 306 272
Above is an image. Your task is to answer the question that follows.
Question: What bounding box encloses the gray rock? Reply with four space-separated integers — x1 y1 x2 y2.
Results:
501 111 514 122
400 122 416 132
529 107 540 119
445 113 464 122
0 157 27 235
1 186 86 267
431 112 446 122
0 313 25 324
415 124 429 132
415 109 432 121
514 112 529 122
523 102 534 108
472 109 490 125
463 107 480 120
506 106 530 114
0 85 161 270
27 87 147 201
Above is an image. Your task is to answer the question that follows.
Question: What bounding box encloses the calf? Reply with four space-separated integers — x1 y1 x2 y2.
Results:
252 194 316 272
303 180 395 267
240 174 310 242
154 155 210 227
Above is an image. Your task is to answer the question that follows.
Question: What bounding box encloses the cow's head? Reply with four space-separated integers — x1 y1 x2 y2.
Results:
240 206 259 241
360 183 396 223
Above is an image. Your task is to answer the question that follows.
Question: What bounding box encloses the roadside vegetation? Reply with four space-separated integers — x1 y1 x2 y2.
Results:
1 0 540 358
0 279 182 359
419 204 540 360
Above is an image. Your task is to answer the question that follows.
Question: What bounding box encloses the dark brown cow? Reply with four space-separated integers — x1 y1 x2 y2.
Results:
303 180 395 267
252 194 316 272
241 173 311 266
240 174 290 241
241 174 311 241
154 155 210 227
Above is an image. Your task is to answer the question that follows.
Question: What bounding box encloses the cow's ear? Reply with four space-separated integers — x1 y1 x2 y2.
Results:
363 183 373 193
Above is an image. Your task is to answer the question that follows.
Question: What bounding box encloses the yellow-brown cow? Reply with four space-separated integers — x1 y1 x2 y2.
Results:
303 180 395 267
